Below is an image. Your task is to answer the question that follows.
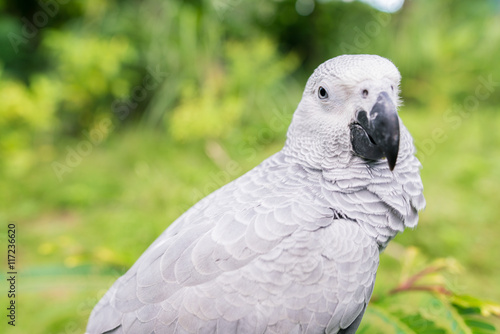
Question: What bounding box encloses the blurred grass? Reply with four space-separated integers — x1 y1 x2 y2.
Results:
400 107 500 298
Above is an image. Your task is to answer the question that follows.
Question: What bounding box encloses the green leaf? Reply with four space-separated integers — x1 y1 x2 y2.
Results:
464 319 496 332
400 313 446 334
365 305 418 334
455 307 483 316
420 295 473 334
451 294 500 317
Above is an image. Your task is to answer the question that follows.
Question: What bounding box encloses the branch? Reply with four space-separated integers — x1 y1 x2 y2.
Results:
389 265 450 296
390 284 453 296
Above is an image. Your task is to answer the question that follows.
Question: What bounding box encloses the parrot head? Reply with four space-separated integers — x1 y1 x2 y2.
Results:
285 54 404 171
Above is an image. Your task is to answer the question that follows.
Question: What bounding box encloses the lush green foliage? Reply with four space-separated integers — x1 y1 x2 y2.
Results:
1 0 500 333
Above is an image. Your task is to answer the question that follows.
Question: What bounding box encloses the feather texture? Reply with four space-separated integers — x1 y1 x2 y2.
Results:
86 55 425 334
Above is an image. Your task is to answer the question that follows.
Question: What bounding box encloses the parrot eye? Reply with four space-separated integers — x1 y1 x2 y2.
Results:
318 86 329 99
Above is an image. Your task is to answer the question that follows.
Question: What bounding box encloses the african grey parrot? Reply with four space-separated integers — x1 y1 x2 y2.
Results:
86 54 425 334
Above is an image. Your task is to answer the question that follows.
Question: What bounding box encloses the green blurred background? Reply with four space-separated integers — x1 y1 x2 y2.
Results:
1 0 500 333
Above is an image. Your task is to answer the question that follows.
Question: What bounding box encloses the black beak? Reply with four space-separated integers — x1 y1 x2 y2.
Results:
350 92 400 171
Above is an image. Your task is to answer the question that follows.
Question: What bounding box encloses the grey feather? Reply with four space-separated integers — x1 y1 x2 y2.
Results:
86 55 425 334
338 305 366 334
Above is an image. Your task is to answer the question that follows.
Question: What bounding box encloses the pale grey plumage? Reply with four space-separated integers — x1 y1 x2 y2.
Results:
86 54 425 334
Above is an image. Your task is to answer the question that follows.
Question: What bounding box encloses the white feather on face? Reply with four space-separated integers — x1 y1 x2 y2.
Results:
284 54 403 170
283 54 425 247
